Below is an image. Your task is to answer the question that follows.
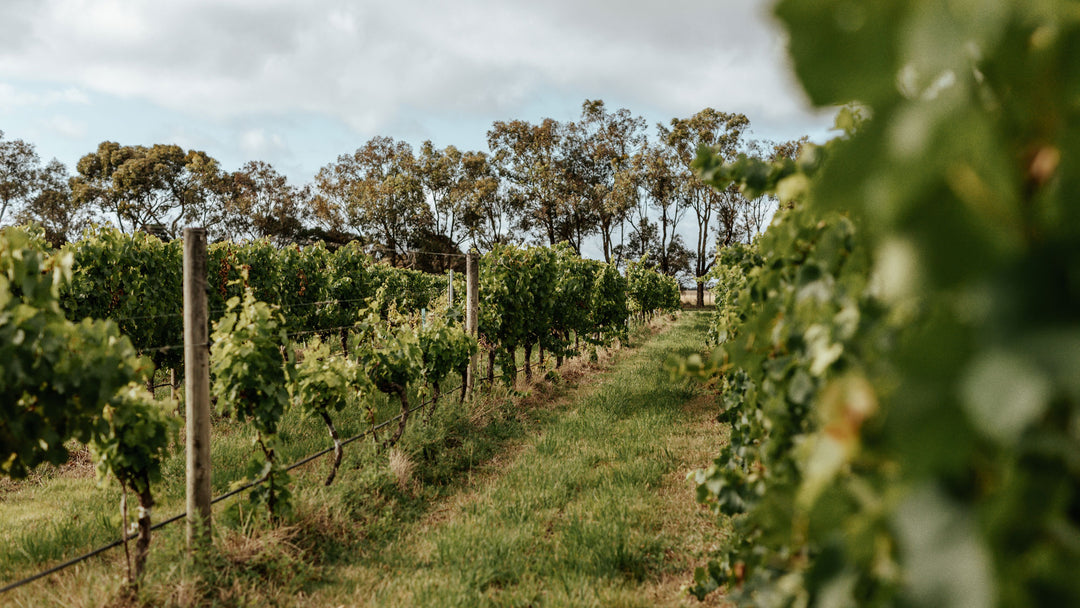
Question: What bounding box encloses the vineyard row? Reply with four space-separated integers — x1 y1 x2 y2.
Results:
0 224 681 588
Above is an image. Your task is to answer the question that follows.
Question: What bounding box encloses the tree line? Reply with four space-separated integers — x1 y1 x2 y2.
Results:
0 101 803 304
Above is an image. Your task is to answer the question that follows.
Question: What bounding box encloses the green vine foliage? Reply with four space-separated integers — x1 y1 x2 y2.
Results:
1 227 146 478
680 1 1080 605
89 383 178 579
625 254 681 320
60 227 184 371
479 244 540 382
210 277 294 517
549 244 601 357
350 311 424 449
590 262 630 342
290 337 370 486
47 231 448 367
417 314 478 412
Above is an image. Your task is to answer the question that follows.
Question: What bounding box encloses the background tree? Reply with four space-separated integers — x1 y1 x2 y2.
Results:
487 118 561 245
176 149 231 238
548 121 598 254
661 109 750 306
458 150 522 252
416 141 467 248
14 159 89 247
577 99 645 263
633 139 689 277
220 160 310 246
71 142 223 239
0 130 43 226
314 136 431 265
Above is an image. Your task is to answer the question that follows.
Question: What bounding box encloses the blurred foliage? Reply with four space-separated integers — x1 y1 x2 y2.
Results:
2 226 177 579
676 1 1080 606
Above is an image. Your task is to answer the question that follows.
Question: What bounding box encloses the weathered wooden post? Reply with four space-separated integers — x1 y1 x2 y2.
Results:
465 250 479 400
183 228 211 550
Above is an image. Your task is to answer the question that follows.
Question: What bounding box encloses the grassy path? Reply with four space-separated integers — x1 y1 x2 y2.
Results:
313 311 725 607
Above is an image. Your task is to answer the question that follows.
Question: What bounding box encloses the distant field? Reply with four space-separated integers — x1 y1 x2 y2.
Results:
679 289 714 307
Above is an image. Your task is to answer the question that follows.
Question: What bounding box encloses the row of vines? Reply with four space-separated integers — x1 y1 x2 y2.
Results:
1 226 680 586
677 1 1080 606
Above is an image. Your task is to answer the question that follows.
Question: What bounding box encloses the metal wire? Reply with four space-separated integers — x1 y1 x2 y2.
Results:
0 348 549 594
0 376 466 595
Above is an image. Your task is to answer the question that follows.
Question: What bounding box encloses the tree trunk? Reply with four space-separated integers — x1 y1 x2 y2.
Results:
424 381 442 423
458 365 468 403
382 385 410 450
120 485 133 585
487 350 496 384
319 410 343 486
170 368 179 403
257 435 278 515
524 342 533 381
696 282 705 307
134 483 153 580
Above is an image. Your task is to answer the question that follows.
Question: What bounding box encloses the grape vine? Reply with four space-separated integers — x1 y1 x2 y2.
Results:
677 2 1080 605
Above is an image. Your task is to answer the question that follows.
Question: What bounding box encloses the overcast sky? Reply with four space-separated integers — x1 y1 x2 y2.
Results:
1 0 833 188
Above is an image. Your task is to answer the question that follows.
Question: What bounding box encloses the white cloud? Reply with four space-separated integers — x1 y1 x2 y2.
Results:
0 0 825 138
239 128 287 158
42 114 87 138
0 82 90 107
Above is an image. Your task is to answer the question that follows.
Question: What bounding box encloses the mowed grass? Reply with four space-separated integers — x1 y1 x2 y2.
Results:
0 336 553 599
0 333 557 582
0 313 726 606
313 311 725 607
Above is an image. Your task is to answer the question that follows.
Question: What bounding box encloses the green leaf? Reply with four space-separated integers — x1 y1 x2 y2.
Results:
960 349 1052 445
894 486 993 608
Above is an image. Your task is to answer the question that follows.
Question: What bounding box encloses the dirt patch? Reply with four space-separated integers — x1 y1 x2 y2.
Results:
0 444 96 498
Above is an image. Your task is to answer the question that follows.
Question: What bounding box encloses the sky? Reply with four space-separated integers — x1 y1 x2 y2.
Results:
0 0 835 256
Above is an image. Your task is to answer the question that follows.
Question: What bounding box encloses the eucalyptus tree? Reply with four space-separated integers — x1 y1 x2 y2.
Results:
0 130 41 226
548 121 598 254
13 159 89 246
314 136 432 265
416 141 467 247
458 150 522 251
486 118 562 245
71 142 224 238
633 139 687 276
660 109 750 306
576 99 646 263
220 160 310 246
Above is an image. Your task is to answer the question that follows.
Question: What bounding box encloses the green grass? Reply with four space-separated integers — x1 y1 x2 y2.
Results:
0 313 722 607
311 311 717 607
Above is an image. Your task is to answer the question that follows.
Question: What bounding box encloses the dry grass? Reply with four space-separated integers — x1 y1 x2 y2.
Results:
0 444 97 497
387 448 416 494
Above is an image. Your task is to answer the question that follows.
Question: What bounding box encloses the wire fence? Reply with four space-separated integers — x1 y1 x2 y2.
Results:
0 357 543 596
106 287 451 327
119 289 451 358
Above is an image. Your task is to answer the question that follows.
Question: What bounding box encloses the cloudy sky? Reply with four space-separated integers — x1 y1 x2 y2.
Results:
0 0 833 186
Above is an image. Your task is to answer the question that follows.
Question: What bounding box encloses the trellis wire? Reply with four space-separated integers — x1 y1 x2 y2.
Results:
0 357 544 596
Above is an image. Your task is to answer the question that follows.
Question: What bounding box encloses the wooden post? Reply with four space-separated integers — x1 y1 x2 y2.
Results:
465 250 479 399
447 269 454 305
184 228 212 550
